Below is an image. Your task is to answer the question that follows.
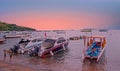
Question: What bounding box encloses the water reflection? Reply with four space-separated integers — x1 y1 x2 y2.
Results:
82 53 107 71
28 57 40 65
27 49 69 65
26 49 70 71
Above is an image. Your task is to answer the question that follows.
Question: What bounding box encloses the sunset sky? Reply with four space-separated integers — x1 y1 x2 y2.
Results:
0 0 120 30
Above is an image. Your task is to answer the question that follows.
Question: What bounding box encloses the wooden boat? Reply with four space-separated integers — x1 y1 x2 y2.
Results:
38 37 69 58
82 36 106 62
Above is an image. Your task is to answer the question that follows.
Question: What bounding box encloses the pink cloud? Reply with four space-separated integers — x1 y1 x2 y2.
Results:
1 11 114 30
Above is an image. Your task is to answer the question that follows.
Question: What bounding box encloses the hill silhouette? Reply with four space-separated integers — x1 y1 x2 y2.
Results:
0 21 35 31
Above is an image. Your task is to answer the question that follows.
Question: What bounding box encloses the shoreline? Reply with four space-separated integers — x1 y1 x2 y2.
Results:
0 60 35 71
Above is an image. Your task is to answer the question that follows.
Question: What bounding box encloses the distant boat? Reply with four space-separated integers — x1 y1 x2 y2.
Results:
53 30 66 34
0 37 5 44
82 36 106 62
69 36 83 40
99 29 108 32
6 34 29 38
5 31 30 38
81 29 92 32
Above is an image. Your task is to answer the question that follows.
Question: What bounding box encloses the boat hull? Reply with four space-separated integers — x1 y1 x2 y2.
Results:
0 38 5 44
40 42 69 58
83 42 106 62
83 49 105 62
0 41 4 44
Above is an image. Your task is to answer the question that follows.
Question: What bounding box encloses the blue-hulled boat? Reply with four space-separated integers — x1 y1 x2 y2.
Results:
82 36 106 62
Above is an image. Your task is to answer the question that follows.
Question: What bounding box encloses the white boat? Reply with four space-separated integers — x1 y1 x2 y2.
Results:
37 37 69 58
18 37 43 53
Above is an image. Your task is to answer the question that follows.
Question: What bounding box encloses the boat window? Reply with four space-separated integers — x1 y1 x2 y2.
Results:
37 39 43 42
42 39 56 48
31 39 37 43
44 39 56 43
57 39 66 43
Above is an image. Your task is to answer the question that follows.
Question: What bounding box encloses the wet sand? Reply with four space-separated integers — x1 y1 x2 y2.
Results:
0 60 35 71
0 38 36 71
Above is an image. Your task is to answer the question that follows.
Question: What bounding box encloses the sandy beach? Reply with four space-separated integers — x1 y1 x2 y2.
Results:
0 60 35 71
0 38 36 71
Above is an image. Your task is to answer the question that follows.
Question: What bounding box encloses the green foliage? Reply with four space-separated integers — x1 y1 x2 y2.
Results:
0 21 35 31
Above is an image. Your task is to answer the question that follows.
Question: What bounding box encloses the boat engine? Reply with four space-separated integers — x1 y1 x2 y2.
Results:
28 46 40 57
10 44 20 54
